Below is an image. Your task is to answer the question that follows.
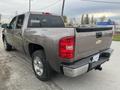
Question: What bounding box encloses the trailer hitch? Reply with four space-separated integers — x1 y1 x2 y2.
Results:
95 65 102 71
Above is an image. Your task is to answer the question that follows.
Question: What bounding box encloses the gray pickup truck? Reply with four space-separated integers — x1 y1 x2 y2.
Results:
2 12 113 81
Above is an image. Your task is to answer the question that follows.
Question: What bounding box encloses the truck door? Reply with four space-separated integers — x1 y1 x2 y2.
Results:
5 17 17 46
13 14 25 52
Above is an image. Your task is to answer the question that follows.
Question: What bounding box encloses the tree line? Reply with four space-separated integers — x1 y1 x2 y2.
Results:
63 14 113 26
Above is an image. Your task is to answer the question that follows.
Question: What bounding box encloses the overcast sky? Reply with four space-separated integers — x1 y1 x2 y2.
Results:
0 0 120 22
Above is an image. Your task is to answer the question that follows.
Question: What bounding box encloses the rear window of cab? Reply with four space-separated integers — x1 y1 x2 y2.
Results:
28 14 65 28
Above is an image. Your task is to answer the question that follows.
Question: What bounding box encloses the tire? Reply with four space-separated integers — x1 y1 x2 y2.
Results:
32 50 53 81
3 38 12 51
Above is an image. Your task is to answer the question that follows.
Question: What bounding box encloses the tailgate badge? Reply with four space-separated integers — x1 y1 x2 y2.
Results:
96 39 102 44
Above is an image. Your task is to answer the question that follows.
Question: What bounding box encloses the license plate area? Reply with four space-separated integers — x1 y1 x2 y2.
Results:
92 53 100 62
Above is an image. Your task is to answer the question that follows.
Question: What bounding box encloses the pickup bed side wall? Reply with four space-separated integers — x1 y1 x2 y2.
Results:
23 28 75 72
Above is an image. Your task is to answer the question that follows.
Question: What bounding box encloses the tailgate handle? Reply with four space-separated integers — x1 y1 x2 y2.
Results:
96 32 102 38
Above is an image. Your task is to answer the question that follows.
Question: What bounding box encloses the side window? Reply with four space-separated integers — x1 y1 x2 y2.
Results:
9 17 17 29
16 15 25 29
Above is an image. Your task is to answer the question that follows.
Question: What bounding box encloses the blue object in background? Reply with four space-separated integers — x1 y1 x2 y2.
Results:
96 22 114 25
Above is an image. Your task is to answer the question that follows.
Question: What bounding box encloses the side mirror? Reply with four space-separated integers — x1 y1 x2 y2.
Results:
1 24 8 29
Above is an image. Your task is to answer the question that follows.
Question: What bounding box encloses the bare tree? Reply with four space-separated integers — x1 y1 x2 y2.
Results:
93 18 97 25
99 16 106 22
63 16 68 23
108 18 112 23
81 14 84 25
68 19 74 27
91 15 94 24
84 14 90 24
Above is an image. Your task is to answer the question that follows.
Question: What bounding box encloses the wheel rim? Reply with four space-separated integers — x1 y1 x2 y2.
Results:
33 56 43 76
3 40 7 49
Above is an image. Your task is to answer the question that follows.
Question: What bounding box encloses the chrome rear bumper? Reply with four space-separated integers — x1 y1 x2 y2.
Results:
63 64 89 77
62 48 113 77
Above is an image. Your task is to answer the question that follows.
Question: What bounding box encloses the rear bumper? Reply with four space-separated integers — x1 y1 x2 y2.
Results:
63 64 89 77
62 48 113 77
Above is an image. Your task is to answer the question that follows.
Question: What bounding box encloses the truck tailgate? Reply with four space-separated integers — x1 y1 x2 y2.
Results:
74 27 113 61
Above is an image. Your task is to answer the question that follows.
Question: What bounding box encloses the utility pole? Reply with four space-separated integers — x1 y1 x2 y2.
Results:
61 0 65 17
29 0 31 12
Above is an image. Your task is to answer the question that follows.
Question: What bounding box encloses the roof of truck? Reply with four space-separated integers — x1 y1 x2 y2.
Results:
15 11 60 17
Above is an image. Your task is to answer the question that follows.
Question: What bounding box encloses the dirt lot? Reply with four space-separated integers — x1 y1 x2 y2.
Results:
0 29 120 90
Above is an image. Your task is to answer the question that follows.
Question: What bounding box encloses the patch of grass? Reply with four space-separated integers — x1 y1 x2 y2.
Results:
113 35 120 41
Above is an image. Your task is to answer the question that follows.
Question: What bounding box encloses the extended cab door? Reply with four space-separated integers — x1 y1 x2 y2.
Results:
13 14 25 52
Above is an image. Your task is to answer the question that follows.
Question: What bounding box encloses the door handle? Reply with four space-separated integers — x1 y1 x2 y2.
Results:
96 32 102 38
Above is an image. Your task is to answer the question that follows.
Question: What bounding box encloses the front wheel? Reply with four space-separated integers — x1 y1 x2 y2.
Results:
32 50 53 81
3 39 12 51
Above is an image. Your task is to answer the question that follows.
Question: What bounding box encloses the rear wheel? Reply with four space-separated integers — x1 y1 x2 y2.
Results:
32 50 53 81
3 39 12 51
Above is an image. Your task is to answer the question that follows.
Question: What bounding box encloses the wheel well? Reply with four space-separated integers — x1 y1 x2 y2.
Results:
28 43 44 57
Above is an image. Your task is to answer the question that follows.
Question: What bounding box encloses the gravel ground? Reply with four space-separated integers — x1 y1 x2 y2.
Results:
0 29 120 90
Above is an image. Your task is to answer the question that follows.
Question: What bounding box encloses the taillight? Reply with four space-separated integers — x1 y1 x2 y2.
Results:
59 36 75 59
